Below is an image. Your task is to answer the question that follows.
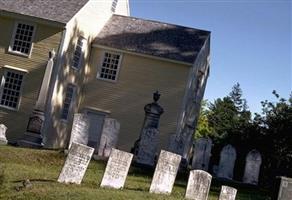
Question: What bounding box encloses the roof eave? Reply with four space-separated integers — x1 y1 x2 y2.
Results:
0 10 66 28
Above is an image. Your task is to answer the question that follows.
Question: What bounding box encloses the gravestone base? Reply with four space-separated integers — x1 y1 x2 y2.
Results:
18 110 45 148
0 138 7 145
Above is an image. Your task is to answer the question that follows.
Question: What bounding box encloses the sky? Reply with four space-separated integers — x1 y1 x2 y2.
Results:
130 0 292 114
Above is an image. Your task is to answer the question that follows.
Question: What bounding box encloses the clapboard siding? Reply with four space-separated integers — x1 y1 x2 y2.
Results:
44 0 129 148
0 16 63 142
80 47 190 151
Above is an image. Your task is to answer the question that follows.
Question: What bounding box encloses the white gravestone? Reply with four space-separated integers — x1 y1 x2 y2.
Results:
149 150 181 195
100 148 133 189
185 170 212 200
68 113 90 149
218 186 237 200
243 149 262 185
98 118 120 158
0 124 8 145
136 128 159 166
192 138 212 171
276 177 292 200
58 142 94 184
217 145 237 180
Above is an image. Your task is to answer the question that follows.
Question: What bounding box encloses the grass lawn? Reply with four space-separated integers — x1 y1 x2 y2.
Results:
0 145 270 200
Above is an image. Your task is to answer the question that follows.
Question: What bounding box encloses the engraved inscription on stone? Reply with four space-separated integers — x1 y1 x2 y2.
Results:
136 128 159 166
185 170 212 200
58 142 94 184
243 149 262 185
0 124 8 145
217 145 236 180
149 150 181 194
68 113 90 149
100 148 133 189
277 177 292 200
98 118 120 158
192 137 212 171
218 186 237 200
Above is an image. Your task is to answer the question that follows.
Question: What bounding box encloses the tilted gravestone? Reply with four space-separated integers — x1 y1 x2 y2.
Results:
274 177 292 200
149 150 181 194
68 113 90 149
242 149 262 185
100 148 133 189
58 142 94 184
191 137 212 171
218 186 237 200
133 91 164 167
185 170 212 200
98 118 120 158
0 124 8 145
217 145 236 180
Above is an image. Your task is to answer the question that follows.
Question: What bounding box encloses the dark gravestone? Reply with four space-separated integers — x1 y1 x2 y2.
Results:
273 177 292 200
133 91 164 166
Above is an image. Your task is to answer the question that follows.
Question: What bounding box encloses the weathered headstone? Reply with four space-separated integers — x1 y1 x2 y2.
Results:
100 148 133 189
68 113 90 149
274 177 292 200
149 150 181 194
185 170 212 200
98 118 120 158
133 91 164 166
135 128 159 166
218 186 237 200
191 137 212 171
217 145 236 180
243 149 262 185
0 124 8 145
58 142 94 184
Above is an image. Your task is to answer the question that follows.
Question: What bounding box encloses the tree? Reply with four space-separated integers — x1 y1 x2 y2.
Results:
194 100 214 139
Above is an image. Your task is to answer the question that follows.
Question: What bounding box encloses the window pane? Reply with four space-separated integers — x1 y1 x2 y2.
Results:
99 52 121 81
11 23 34 55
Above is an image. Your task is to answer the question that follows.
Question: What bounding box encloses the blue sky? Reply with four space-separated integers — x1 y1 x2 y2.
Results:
130 0 292 114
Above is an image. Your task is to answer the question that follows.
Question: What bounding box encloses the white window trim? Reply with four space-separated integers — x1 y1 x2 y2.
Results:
0 65 28 111
71 36 87 71
60 84 77 122
96 51 123 83
8 21 36 58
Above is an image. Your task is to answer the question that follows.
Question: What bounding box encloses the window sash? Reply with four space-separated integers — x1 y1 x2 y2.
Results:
9 21 36 57
97 51 122 82
61 85 76 120
72 37 87 70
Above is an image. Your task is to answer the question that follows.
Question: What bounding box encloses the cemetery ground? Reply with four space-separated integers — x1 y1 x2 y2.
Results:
0 146 270 200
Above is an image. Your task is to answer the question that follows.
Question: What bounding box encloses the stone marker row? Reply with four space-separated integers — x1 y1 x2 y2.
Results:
192 139 262 185
58 143 237 200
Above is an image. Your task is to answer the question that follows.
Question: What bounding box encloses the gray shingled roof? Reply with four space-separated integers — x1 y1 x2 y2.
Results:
0 0 89 24
94 15 210 64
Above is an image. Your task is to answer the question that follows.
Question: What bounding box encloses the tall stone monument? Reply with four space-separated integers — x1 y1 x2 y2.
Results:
149 150 181 195
100 148 133 189
98 118 120 158
217 145 237 180
191 137 212 171
243 149 262 185
132 91 164 167
185 170 212 200
218 186 237 200
168 58 210 164
18 50 55 148
0 124 8 145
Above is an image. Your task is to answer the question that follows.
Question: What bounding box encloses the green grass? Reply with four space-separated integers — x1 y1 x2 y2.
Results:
0 145 270 200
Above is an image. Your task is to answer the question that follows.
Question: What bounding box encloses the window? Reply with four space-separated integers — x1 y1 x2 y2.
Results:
72 37 87 70
0 69 25 110
9 22 35 56
61 84 76 120
97 52 122 81
111 0 118 12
